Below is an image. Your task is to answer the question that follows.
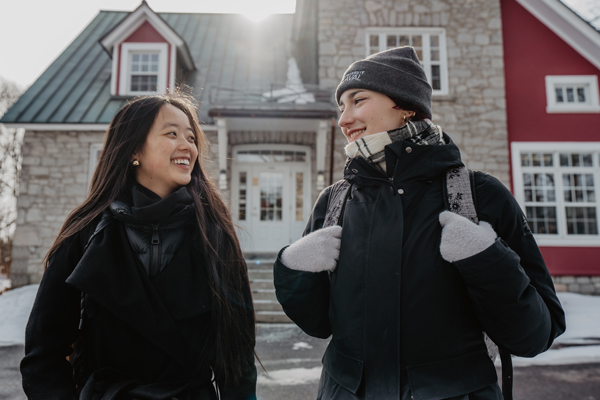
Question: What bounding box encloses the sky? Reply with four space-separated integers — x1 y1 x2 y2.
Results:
0 0 597 90
0 0 296 89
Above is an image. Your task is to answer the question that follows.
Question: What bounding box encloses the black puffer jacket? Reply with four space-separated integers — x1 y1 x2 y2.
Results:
21 186 257 400
274 135 565 400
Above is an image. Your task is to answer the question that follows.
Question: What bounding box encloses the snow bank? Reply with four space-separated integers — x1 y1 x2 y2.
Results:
258 366 322 385
0 284 38 346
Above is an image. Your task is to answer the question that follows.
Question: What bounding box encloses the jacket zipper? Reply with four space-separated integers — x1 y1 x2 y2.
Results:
150 224 160 277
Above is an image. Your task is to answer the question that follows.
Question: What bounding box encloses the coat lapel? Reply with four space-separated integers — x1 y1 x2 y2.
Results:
66 221 191 368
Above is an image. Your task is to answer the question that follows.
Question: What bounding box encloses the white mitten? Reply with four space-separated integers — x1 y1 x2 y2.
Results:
439 211 497 263
281 226 342 272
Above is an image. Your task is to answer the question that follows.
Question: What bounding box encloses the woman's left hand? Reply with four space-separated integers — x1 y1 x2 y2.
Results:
439 211 497 262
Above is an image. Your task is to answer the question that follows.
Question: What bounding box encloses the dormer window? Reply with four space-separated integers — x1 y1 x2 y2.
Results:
100 2 195 97
119 43 168 96
131 53 159 92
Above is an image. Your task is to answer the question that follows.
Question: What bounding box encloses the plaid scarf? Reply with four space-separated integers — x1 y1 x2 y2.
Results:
345 119 444 173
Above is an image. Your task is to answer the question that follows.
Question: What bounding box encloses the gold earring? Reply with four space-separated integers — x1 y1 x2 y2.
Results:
132 159 140 167
403 114 407 123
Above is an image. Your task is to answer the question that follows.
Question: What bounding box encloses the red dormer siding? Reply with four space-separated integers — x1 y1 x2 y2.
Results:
116 21 172 95
501 0 600 276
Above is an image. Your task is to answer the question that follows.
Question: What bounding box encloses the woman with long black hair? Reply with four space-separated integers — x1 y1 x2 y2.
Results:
21 91 257 399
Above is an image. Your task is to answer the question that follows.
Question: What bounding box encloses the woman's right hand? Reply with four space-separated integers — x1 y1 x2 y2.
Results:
281 226 342 272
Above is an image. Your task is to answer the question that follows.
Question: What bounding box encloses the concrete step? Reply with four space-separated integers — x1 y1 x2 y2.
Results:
253 299 284 312
256 310 292 323
252 289 278 301
248 269 273 279
250 278 275 290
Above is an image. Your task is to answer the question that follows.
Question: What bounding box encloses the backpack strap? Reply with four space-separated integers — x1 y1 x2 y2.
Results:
444 167 513 400
323 179 352 228
445 166 478 224
78 210 114 330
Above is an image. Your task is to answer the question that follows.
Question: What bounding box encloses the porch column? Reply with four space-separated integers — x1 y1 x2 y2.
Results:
316 120 328 191
217 118 228 190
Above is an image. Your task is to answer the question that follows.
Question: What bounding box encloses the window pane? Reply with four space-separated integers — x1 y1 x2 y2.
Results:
431 49 440 61
151 54 159 62
370 34 379 47
412 35 422 47
387 35 397 48
521 153 531 167
566 87 574 102
523 173 532 187
431 65 441 90
260 172 283 221
555 87 564 103
415 48 423 60
577 87 586 103
532 153 541 166
238 172 247 220
132 54 139 62
430 35 439 47
398 35 410 46
572 154 581 166
583 154 593 166
296 172 304 221
566 207 598 235
525 206 558 234
543 153 553 167
560 153 569 166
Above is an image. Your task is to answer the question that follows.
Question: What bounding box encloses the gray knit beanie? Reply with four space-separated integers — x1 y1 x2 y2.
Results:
335 46 432 118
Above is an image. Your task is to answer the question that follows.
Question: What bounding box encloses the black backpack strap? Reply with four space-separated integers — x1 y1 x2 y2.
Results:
323 179 352 228
78 211 114 331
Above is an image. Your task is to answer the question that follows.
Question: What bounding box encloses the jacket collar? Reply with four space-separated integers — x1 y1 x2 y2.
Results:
344 132 464 185
65 221 200 368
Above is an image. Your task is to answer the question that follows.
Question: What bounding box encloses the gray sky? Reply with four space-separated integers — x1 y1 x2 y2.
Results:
0 0 296 88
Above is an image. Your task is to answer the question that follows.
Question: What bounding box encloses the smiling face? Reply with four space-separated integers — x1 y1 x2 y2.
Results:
338 89 413 143
133 103 198 198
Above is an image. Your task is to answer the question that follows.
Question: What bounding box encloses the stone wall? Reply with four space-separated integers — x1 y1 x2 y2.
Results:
11 128 325 285
319 0 510 185
11 130 104 286
553 276 600 295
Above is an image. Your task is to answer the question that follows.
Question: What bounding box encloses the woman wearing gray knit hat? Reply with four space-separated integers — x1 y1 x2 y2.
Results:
274 47 564 400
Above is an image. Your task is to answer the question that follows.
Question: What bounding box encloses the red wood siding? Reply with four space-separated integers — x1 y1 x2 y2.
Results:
501 0 600 143
124 21 168 43
540 247 599 275
501 0 600 276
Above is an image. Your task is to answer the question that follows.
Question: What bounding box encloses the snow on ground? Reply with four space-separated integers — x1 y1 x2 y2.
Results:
258 366 322 386
0 284 37 346
2 286 600 369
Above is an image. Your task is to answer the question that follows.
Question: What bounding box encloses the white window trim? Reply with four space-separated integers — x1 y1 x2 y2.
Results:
365 27 449 96
511 141 600 247
545 75 600 113
118 42 168 96
88 143 103 189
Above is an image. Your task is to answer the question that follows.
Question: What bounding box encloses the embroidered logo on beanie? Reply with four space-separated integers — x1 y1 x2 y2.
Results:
343 71 365 82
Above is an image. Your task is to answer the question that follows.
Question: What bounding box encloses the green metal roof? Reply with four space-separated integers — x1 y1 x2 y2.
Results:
1 10 331 125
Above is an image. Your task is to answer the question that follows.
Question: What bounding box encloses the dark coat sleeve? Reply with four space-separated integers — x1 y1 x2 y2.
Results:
452 172 566 357
273 186 333 339
20 232 88 399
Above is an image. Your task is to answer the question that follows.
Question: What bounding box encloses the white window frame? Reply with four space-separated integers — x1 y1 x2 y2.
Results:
545 75 600 113
512 142 600 246
365 27 449 96
88 143 103 189
118 42 168 96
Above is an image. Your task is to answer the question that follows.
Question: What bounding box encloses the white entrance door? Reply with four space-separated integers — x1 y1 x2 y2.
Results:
232 145 311 253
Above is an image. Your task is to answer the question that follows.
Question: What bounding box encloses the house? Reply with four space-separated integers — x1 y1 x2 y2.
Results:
1 0 598 296
500 0 600 293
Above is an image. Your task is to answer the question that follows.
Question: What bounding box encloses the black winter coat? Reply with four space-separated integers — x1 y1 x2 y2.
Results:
21 193 257 400
274 136 565 400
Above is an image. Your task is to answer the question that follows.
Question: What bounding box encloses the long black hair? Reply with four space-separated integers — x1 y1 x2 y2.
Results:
46 89 256 386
